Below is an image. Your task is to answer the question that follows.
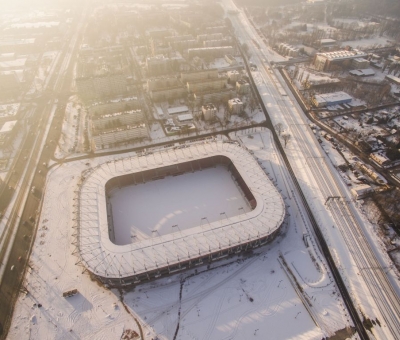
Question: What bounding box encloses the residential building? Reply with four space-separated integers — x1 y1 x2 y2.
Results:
91 110 144 130
146 55 171 76
228 98 243 114
88 97 140 116
92 124 149 149
181 69 218 83
187 78 226 93
150 86 186 102
194 89 235 105
236 80 250 95
202 103 217 121
227 70 240 82
188 46 234 60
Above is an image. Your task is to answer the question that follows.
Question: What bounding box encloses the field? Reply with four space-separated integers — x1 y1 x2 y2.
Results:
109 165 250 245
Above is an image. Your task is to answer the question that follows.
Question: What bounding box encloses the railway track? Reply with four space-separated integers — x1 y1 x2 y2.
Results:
226 9 370 337
250 41 400 337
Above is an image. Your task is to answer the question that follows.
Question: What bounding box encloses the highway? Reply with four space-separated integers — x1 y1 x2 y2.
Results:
0 5 89 338
223 0 400 339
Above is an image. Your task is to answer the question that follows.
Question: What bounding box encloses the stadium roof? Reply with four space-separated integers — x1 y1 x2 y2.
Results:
77 140 285 280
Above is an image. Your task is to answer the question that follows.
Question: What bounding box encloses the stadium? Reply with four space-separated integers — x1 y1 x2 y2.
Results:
75 139 286 286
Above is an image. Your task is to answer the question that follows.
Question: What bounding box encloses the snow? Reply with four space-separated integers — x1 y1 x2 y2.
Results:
110 166 250 245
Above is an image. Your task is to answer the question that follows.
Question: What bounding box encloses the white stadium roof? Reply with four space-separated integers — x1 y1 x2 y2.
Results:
77 140 285 280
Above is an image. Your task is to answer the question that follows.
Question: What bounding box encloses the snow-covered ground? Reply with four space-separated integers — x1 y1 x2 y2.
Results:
8 129 349 339
110 166 250 245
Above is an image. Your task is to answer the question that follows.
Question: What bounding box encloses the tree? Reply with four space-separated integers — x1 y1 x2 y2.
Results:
282 133 291 148
275 123 283 136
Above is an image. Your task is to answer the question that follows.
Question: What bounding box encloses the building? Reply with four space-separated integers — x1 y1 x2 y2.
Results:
88 97 140 116
188 46 234 60
177 113 193 122
167 106 189 115
0 103 20 119
320 39 337 48
92 124 149 149
225 54 238 66
202 103 217 121
312 91 352 108
385 74 400 85
370 152 391 168
228 98 243 114
236 80 250 95
146 55 171 76
203 39 231 48
0 120 18 147
194 88 235 105
76 74 128 102
147 77 181 92
197 33 224 42
352 58 370 69
227 70 240 82
278 43 299 57
187 78 226 93
91 110 144 130
313 49 367 71
351 184 374 199
349 69 375 77
181 69 218 83
150 86 186 102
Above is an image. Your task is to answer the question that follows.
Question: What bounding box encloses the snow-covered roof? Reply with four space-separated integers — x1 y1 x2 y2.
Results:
167 106 188 115
77 140 285 280
0 120 17 133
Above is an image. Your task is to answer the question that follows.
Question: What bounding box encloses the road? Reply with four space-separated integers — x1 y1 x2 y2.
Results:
224 0 400 339
0 5 89 338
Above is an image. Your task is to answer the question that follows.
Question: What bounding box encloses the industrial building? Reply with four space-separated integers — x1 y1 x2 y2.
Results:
312 91 352 107
352 58 370 69
351 184 374 200
313 49 368 71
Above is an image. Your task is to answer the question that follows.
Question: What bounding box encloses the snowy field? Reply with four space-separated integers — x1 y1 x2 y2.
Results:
110 166 250 245
8 129 350 340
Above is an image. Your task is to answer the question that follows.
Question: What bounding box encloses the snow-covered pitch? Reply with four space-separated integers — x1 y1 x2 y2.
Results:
76 140 285 285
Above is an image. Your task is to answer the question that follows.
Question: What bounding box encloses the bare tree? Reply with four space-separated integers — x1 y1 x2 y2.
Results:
275 123 283 136
282 133 291 148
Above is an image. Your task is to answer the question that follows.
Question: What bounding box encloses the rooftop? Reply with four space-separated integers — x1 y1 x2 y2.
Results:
0 120 17 133
317 49 367 61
